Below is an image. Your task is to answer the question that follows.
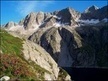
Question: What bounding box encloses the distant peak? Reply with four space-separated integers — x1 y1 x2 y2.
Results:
7 21 14 24
60 7 76 13
65 7 75 11
37 11 44 14
66 7 72 9
85 5 99 13
90 5 99 9
28 12 36 16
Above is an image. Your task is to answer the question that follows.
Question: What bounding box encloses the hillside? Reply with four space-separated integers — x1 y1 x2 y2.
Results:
0 29 71 80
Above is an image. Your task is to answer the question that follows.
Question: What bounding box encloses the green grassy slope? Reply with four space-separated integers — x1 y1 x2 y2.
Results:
0 29 51 80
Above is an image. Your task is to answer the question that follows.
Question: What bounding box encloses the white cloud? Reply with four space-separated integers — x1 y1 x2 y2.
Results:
16 1 54 17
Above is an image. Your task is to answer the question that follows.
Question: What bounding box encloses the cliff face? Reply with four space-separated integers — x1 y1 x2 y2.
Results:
29 25 108 67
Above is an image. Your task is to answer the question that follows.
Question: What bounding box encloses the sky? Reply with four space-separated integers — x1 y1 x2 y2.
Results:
1 0 108 25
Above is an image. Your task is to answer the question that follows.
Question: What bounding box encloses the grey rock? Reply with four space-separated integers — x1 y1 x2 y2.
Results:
4 21 15 29
40 17 57 28
0 76 10 81
36 11 45 25
23 12 37 29
22 40 60 80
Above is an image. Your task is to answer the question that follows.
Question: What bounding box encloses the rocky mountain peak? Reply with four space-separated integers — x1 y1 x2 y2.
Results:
84 5 99 13
4 21 17 29
65 7 73 11
3 5 108 33
81 5 108 20
56 7 81 26
22 12 37 29
36 11 45 25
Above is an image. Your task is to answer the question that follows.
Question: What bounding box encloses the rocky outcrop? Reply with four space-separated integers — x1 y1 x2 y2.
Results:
40 16 57 28
36 12 45 25
22 40 59 80
22 12 37 29
0 76 10 81
4 21 18 29
56 7 81 25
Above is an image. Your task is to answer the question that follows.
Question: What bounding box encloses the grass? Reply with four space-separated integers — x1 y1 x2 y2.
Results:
0 29 51 80
28 60 51 80
0 29 23 55
0 54 37 81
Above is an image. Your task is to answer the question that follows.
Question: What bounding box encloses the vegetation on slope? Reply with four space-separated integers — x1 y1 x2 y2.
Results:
0 54 37 80
0 29 51 80
0 29 23 55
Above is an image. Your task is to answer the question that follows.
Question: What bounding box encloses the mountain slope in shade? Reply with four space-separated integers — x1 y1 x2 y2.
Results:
29 24 108 67
81 5 108 20
84 5 99 13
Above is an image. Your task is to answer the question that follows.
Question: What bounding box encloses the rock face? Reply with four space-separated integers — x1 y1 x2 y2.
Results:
56 7 81 26
29 24 108 67
28 27 82 67
22 40 59 80
4 21 17 29
21 12 37 29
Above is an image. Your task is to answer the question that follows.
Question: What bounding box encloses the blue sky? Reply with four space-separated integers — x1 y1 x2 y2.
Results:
1 0 107 25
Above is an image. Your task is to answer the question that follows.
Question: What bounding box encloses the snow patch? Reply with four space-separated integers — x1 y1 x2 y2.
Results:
7 24 40 36
53 22 61 27
77 19 100 25
52 15 61 19
53 21 69 27
102 18 108 22
53 22 73 28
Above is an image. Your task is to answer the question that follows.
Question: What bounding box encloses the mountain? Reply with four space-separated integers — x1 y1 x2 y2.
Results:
1 5 108 81
28 5 108 67
84 5 99 13
81 5 108 20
